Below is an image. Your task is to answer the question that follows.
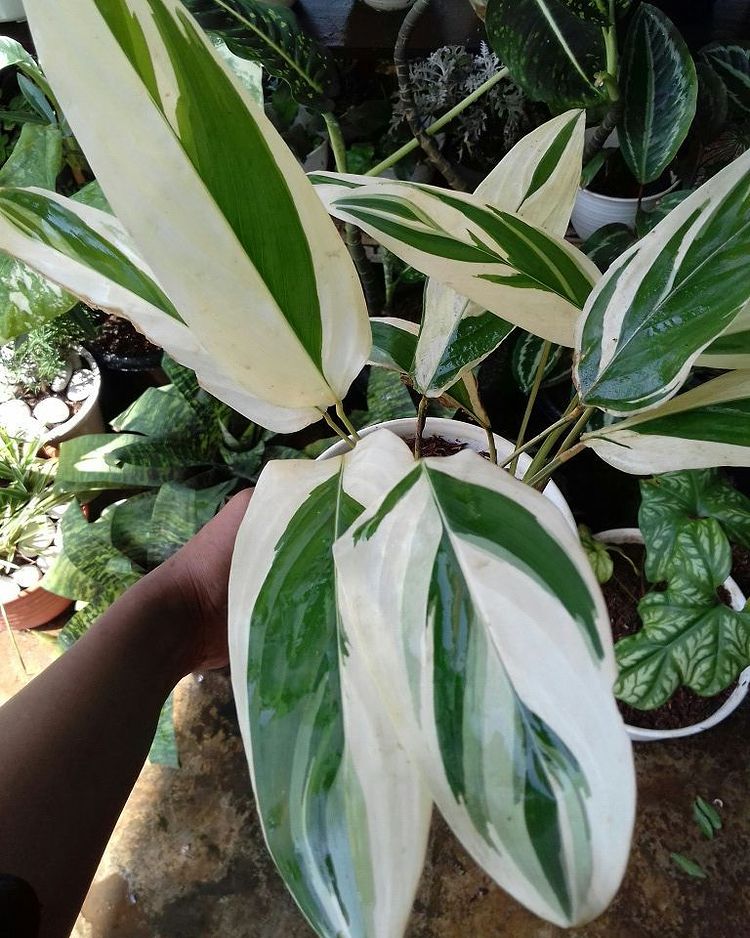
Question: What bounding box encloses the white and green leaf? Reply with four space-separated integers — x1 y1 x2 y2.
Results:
21 0 370 430
583 370 750 473
698 301 750 369
334 439 635 928
228 433 431 938
575 149 750 415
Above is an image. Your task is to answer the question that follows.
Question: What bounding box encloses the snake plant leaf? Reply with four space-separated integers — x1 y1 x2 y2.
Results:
615 519 750 708
699 302 750 369
109 492 159 571
183 0 338 109
639 469 750 582
147 480 233 566
335 443 635 928
415 110 587 397
485 0 607 110
575 149 750 415
149 693 180 768
111 386 197 438
512 332 563 394
229 432 431 938
701 42 750 115
20 0 370 432
318 180 597 348
618 4 697 185
582 371 750 473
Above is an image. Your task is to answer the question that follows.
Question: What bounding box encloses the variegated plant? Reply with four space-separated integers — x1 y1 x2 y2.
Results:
5 1 750 935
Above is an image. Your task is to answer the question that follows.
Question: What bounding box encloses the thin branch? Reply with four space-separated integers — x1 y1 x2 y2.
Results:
414 395 428 458
582 102 622 167
510 340 552 475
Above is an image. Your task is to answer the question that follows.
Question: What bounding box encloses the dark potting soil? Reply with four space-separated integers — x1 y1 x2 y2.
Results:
732 545 750 598
602 544 735 731
90 314 160 361
404 436 490 459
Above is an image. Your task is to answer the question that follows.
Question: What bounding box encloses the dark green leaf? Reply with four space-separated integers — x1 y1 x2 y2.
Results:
582 223 636 272
511 332 563 394
578 525 614 584
694 61 730 144
580 147 615 189
701 42 750 116
635 190 694 238
149 693 180 768
111 385 197 437
365 368 416 424
17 73 56 125
693 796 722 838
671 853 707 879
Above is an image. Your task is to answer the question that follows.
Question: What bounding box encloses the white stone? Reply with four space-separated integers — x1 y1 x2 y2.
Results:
33 396 70 427
12 563 42 590
66 369 96 402
0 575 21 603
10 416 47 442
0 383 12 404
50 361 73 394
0 398 30 427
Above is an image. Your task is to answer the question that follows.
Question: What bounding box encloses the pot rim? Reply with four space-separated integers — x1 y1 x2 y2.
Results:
576 177 679 206
43 346 102 444
318 416 576 531
595 526 750 742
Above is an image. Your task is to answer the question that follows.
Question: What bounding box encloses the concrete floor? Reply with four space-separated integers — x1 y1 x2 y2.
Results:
2 626 749 938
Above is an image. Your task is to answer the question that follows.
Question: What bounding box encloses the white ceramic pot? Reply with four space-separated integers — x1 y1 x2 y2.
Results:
320 417 576 531
571 181 677 241
0 0 25 22
362 0 416 10
46 348 105 445
595 527 750 743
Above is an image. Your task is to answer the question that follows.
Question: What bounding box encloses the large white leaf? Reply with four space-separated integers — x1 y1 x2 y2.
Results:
21 0 370 423
583 370 750 473
335 437 635 927
228 433 431 938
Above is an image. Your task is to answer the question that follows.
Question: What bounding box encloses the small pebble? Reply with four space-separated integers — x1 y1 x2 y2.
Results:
0 575 21 603
12 416 47 442
12 563 42 590
33 396 71 428
50 361 73 394
0 398 31 427
66 369 96 402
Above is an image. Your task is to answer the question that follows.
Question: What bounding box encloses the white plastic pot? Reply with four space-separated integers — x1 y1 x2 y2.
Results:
595 527 750 743
570 180 677 241
0 0 25 22
362 0 416 10
46 348 105 445
320 417 576 531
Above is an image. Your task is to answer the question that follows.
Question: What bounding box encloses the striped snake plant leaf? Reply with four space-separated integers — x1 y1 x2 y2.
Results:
316 178 598 348
228 432 431 938
699 301 750 369
575 148 750 415
582 370 750 473
334 441 635 927
618 4 697 186
21 0 370 431
183 0 338 109
415 109 587 397
701 42 750 115
615 518 750 708
484 0 607 111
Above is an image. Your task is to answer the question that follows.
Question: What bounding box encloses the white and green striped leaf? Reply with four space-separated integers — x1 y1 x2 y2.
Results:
618 3 697 185
512 332 564 394
575 149 750 415
228 433 431 938
334 439 635 927
415 110 586 397
21 0 370 430
698 301 750 369
316 178 597 349
484 0 607 111
583 370 750 473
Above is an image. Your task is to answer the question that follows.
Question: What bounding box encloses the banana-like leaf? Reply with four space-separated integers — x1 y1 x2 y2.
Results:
316 179 597 348
414 110 587 396
699 301 750 369
228 433 431 938
334 441 635 927
21 0 370 431
484 0 606 110
639 469 750 582
618 4 697 185
184 0 338 109
575 149 750 415
615 519 750 708
701 42 750 115
583 371 750 473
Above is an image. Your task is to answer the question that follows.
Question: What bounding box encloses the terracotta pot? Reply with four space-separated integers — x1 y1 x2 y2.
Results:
319 417 576 531
2 583 72 631
595 527 750 743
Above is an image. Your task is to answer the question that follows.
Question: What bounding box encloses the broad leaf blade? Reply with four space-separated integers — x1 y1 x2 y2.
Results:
575 149 750 415
701 42 750 115
619 4 697 185
228 433 431 938
335 441 635 927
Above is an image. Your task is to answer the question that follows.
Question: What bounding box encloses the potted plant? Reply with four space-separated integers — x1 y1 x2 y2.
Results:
0 428 74 628
4 1 750 932
0 309 104 444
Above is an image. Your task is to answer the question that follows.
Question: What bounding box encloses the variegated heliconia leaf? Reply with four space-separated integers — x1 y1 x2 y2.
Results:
618 3 697 185
19 0 370 432
698 301 750 369
575 148 750 415
582 371 750 473
415 110 587 397
334 437 635 928
316 177 597 349
228 432 431 938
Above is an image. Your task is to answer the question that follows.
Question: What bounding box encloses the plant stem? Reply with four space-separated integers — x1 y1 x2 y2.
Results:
510 340 552 475
367 68 509 178
323 110 348 173
319 409 356 449
499 409 580 471
484 426 498 466
335 402 362 442
414 395 428 458
522 394 580 481
2 603 28 677
526 442 586 489
554 406 595 461
582 102 622 166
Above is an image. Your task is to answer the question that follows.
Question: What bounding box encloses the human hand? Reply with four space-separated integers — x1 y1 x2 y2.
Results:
144 488 253 674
